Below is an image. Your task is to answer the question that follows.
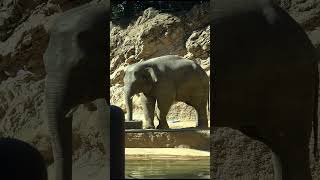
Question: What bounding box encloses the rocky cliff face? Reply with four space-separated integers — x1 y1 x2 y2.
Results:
110 4 210 127
0 0 209 179
0 0 107 179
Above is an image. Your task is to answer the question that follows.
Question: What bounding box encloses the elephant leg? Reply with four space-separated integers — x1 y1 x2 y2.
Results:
192 102 208 129
189 94 208 128
283 146 311 180
110 105 125 179
95 98 110 179
156 98 172 129
271 151 283 180
140 94 156 129
270 142 312 180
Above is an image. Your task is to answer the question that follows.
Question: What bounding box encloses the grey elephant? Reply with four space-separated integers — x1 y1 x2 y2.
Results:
124 55 209 129
43 2 109 180
0 138 47 180
213 0 319 179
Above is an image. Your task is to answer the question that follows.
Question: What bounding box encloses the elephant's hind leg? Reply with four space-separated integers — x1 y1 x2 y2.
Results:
140 94 156 129
189 96 208 129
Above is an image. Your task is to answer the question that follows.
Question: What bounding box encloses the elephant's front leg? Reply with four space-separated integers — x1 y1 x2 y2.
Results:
140 94 156 129
156 97 172 129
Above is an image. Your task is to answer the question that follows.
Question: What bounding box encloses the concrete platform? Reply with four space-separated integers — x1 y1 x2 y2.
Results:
125 128 210 150
124 120 143 129
125 127 209 133
125 148 209 157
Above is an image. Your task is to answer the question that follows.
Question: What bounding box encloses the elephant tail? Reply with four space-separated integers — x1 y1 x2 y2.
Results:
313 48 320 161
155 105 161 121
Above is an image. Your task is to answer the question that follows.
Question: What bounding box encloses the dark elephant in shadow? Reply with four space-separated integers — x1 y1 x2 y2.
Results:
43 2 109 180
212 0 319 179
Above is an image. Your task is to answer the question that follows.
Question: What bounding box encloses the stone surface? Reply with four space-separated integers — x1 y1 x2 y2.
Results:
125 129 209 151
124 121 143 129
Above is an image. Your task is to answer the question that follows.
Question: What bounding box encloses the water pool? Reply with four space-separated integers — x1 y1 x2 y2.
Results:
125 157 210 179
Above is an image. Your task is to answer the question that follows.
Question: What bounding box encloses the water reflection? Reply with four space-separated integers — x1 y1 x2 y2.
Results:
125 157 210 179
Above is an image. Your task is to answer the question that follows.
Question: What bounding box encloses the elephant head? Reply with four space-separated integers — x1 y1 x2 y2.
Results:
123 64 158 121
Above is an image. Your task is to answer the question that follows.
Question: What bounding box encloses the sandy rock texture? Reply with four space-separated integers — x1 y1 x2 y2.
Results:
110 4 210 128
0 71 106 178
210 1 320 179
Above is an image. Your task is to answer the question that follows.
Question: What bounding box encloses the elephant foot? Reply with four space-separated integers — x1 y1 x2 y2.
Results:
144 124 155 129
157 123 169 129
196 124 209 129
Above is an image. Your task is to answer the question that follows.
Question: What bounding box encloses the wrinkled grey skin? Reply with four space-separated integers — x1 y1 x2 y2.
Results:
0 138 47 180
212 0 319 179
43 3 109 180
124 55 209 129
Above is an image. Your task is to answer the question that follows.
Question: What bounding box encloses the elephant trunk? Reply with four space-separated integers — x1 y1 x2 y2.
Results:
124 86 133 121
45 75 72 180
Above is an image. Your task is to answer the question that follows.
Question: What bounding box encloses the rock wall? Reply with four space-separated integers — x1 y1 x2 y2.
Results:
0 0 210 179
110 4 210 128
211 0 320 179
0 0 107 179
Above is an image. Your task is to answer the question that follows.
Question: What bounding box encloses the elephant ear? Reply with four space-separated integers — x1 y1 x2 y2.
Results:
143 67 158 83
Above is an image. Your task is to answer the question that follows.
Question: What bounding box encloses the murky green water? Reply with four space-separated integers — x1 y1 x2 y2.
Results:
125 157 210 179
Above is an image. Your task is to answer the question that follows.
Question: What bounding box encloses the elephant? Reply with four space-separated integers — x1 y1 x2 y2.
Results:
123 55 209 129
212 0 319 179
43 2 109 180
0 138 47 180
110 105 125 179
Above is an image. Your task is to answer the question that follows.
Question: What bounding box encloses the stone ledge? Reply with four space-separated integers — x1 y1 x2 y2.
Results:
124 121 143 129
125 129 210 150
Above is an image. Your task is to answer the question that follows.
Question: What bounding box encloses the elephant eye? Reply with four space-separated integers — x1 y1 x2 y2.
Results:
141 74 148 81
